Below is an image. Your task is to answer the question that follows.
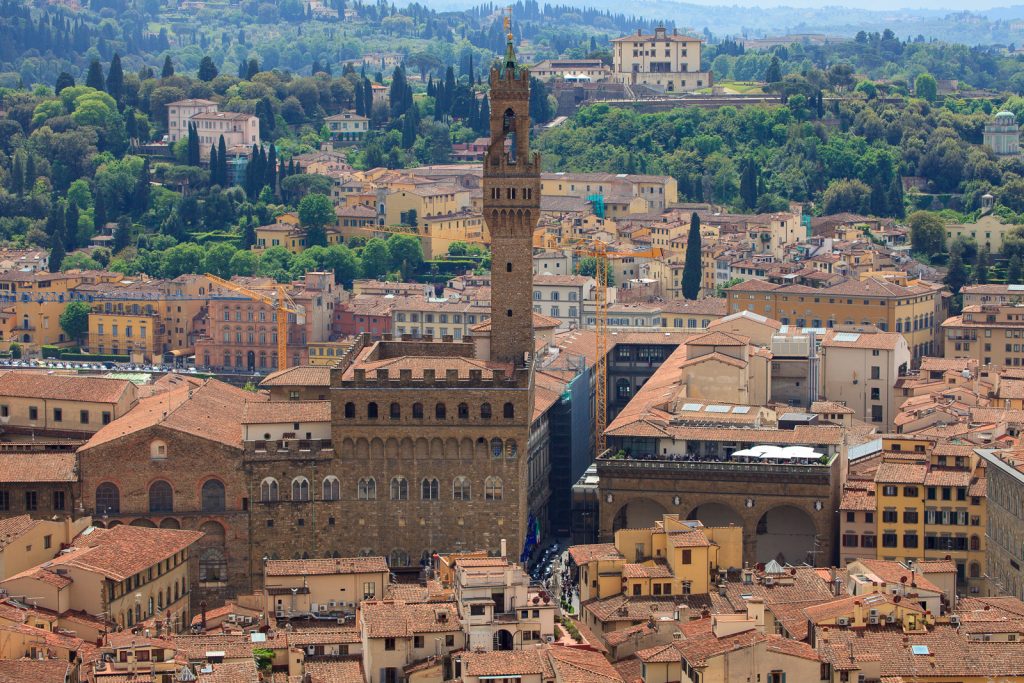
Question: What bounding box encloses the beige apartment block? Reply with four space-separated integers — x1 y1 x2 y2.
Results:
819 329 911 429
0 371 138 436
262 557 390 619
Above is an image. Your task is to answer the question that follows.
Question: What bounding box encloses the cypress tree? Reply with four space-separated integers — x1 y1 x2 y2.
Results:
401 112 417 148
246 58 259 80
48 232 65 273
682 212 703 300
161 55 174 78
94 192 107 230
739 159 758 210
477 95 490 136
217 135 229 186
242 217 257 248
188 123 200 166
266 145 278 194
198 55 218 81
85 58 105 90
133 158 151 215
24 154 35 187
106 52 125 107
1008 254 1023 285
362 76 373 117
209 145 219 185
45 200 64 238
10 153 24 196
354 80 365 115
64 202 79 251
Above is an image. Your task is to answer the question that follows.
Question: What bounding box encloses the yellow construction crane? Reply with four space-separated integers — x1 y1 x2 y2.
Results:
204 273 304 371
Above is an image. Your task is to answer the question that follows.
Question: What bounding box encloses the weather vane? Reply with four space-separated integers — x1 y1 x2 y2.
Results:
504 5 513 41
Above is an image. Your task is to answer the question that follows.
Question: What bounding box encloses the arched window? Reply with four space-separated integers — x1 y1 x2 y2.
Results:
453 476 471 501
323 476 340 501
390 476 408 500
421 478 439 500
480 403 492 419
971 535 981 551
458 403 469 419
199 547 226 583
260 478 279 502
358 477 377 500
504 402 515 418
390 402 401 419
506 439 518 458
344 402 355 418
389 549 410 567
491 438 503 458
149 481 173 513
412 403 424 419
201 480 225 513
367 402 378 419
291 477 310 501
970 562 981 578
150 440 167 460
358 548 376 557
96 483 120 514
485 477 503 501
435 403 446 419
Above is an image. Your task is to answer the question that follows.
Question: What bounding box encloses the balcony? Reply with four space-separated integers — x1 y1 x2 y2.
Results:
598 450 833 477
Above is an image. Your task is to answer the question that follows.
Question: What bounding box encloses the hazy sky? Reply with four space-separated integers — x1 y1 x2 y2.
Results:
663 0 1002 8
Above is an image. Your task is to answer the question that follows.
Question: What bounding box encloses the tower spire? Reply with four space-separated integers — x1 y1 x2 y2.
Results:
503 6 516 73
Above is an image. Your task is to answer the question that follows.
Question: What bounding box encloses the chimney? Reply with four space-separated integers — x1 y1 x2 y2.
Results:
500 538 507 558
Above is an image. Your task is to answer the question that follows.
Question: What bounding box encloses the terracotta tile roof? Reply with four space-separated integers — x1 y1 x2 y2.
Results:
0 659 70 683
803 593 922 624
817 623 1024 678
726 279 780 292
2 565 72 588
265 557 387 576
343 354 512 381
82 379 262 449
924 468 972 486
853 559 945 594
969 474 987 497
241 400 330 424
0 452 76 483
286 629 361 646
668 529 711 548
812 401 856 415
874 461 928 484
459 649 547 677
470 310 561 332
0 514 40 550
172 633 281 660
568 543 624 564
547 645 625 682
260 365 332 387
660 298 728 316
10 525 203 583
622 561 673 579
676 351 747 369
604 620 660 646
301 658 366 683
840 484 876 511
584 595 710 623
197 660 260 682
822 329 906 350
359 601 461 637
0 371 132 403
685 330 749 347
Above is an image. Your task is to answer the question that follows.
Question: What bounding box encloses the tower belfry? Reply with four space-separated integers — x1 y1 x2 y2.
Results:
484 18 540 367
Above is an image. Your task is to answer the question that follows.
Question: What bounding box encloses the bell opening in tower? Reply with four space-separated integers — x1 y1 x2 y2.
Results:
502 108 517 164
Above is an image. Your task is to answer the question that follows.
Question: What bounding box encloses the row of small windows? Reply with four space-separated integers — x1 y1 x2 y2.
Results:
259 476 504 502
488 187 534 200
343 401 515 420
95 480 225 515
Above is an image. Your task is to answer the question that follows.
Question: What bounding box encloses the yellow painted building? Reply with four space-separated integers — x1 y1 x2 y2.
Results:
0 270 122 350
726 276 946 361
569 513 742 604
858 436 987 589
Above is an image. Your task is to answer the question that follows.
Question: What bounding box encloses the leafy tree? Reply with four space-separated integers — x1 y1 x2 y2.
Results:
59 300 92 343
361 238 390 279
1008 254 1023 285
198 56 219 82
387 233 423 279
716 277 745 297
202 242 237 278
975 246 990 284
575 256 615 285
60 253 102 271
298 193 335 247
682 212 703 300
113 216 132 252
915 73 938 102
822 179 871 215
908 211 945 256
945 250 969 294
448 241 468 256
765 56 782 83
999 178 1024 213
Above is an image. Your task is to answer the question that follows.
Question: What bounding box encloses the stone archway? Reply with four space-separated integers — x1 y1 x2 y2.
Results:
493 629 514 651
754 505 817 565
612 498 667 533
687 502 744 528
